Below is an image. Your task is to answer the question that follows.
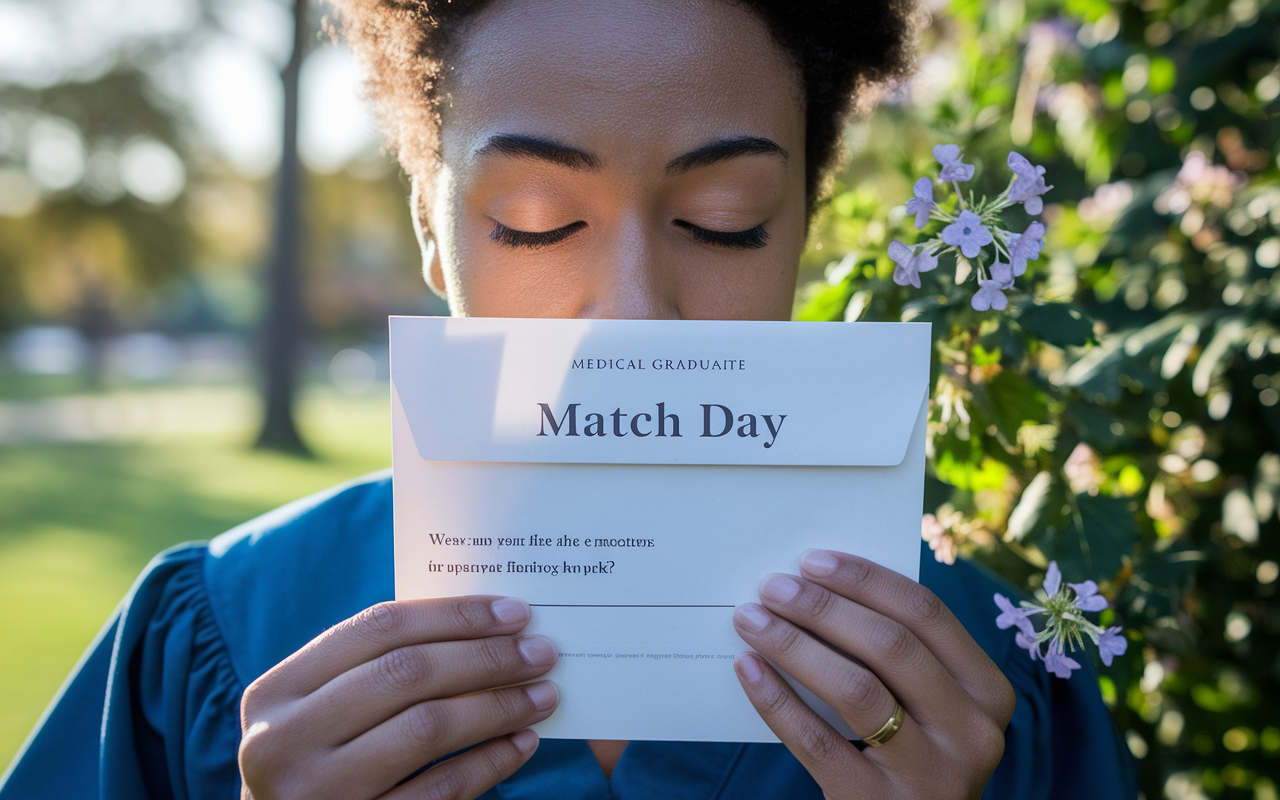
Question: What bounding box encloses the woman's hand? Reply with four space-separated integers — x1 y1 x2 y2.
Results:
732 550 1015 800
238 596 559 800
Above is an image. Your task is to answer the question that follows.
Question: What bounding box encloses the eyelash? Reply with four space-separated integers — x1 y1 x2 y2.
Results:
488 219 770 251
674 220 770 250
490 220 587 249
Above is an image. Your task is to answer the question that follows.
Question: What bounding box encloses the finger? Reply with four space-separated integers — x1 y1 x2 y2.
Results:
308 634 558 744
326 681 558 798
734 651 890 796
379 730 539 800
800 550 1016 724
734 601 903 739
255 596 532 700
751 574 974 728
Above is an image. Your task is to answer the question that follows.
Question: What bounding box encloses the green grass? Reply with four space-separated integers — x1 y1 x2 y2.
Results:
0 373 91 401
0 385 392 770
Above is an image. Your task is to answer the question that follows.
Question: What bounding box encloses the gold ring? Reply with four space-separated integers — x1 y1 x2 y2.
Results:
862 703 905 747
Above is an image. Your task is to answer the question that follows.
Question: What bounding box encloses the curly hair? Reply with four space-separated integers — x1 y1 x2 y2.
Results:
327 0 924 210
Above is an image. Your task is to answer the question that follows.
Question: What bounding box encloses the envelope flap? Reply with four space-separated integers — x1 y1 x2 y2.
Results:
390 317 931 467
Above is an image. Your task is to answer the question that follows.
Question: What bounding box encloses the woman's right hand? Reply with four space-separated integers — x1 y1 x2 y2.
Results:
238 596 559 800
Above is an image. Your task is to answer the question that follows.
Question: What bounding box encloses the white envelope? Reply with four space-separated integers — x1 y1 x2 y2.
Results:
391 317 931 743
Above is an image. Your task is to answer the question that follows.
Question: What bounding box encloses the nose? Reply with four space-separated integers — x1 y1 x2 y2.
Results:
579 215 679 320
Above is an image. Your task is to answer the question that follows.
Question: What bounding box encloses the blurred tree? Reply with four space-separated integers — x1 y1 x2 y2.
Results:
0 0 335 448
801 1 1280 797
0 67 195 383
255 0 311 454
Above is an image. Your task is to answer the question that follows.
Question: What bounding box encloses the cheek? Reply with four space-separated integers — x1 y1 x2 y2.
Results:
673 252 801 320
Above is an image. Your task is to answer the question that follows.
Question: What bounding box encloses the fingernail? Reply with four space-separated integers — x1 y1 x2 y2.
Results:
492 598 530 624
759 574 800 604
517 635 557 667
801 549 838 577
734 602 771 633
736 652 763 683
525 681 558 712
511 729 539 754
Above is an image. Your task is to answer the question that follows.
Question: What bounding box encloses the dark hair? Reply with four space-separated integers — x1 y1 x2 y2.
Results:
328 0 924 211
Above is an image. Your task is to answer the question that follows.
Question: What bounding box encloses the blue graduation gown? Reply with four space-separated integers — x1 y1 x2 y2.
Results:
0 471 1136 799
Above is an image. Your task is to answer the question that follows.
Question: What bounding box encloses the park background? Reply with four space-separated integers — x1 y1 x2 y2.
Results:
0 0 1277 797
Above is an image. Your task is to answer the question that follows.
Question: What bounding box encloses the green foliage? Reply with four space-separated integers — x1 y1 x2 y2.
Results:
800 0 1280 795
0 67 197 330
1016 302 1095 346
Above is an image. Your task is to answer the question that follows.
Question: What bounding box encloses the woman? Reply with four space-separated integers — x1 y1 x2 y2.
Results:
0 1 1136 798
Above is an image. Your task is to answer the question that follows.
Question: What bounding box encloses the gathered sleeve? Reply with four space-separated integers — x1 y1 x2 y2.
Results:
0 545 244 800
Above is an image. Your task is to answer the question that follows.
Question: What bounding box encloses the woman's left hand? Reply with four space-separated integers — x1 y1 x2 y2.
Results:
733 549 1016 800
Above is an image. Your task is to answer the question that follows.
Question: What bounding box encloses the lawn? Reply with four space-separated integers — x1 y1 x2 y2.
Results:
0 385 392 770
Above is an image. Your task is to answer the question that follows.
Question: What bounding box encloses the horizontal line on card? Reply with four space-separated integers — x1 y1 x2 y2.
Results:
528 604 735 608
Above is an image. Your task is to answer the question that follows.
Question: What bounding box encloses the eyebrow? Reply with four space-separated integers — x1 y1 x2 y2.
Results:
473 133 787 174
665 136 788 175
475 134 600 170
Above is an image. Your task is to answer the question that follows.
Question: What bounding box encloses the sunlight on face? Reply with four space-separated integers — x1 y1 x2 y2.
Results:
416 0 808 321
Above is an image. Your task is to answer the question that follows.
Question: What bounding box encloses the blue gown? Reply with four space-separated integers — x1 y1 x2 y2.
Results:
0 471 1136 799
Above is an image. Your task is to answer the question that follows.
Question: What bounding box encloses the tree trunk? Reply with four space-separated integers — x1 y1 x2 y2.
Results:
255 0 309 454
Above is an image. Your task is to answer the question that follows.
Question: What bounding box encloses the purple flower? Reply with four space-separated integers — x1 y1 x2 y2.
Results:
1068 580 1109 612
1007 221 1046 276
1043 643 1081 679
1096 627 1128 666
934 144 975 182
990 260 1014 290
905 177 936 229
1007 152 1053 215
941 210 993 258
994 593 1035 636
1043 561 1062 596
1015 629 1040 659
994 560 1126 679
971 275 1009 311
888 240 938 289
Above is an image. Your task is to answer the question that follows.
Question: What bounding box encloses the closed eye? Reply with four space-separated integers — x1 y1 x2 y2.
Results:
674 220 769 250
490 220 587 249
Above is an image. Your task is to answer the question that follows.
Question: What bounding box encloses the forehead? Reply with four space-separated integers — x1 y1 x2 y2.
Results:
438 0 804 167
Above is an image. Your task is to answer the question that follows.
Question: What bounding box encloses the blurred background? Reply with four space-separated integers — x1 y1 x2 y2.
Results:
0 0 443 776
0 0 1277 797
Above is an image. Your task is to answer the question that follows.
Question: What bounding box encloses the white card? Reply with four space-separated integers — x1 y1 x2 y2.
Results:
391 317 931 742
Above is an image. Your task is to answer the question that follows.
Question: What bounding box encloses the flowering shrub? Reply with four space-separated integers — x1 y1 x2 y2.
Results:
796 0 1280 796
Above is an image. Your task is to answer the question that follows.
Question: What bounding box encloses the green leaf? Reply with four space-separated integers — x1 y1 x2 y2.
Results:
1062 315 1192 401
1034 493 1138 582
1133 542 1205 619
1063 0 1112 22
1064 401 1128 451
795 280 855 322
1148 58 1177 95
935 449 1010 492
980 369 1049 443
972 343 1002 366
1007 472 1054 542
1015 302 1095 347
1075 494 1139 579
1191 319 1245 397
1191 683 1242 713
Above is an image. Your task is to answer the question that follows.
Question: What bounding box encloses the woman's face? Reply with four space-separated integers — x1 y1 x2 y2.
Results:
416 0 808 320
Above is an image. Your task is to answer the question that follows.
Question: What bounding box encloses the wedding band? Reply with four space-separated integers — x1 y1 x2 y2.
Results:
862 703 905 747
